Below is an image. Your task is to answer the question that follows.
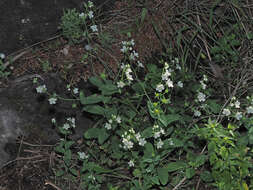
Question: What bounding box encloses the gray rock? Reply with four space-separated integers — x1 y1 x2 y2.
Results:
0 73 94 168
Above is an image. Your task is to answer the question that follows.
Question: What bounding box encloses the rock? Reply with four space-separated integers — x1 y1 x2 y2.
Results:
0 73 94 167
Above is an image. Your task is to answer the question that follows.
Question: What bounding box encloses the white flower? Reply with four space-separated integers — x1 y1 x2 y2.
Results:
197 92 206 102
85 44 92 51
125 66 133 81
48 97 57 105
105 123 112 130
153 124 159 129
194 110 201 117
235 112 242 120
166 79 174 88
67 117 76 128
79 12 85 17
73 88 79 94
177 81 183 88
247 106 253 114
135 133 141 141
78 152 89 159
164 62 169 69
137 61 144 68
157 139 164 149
128 160 135 167
138 138 147 146
176 64 181 70
63 123 70 130
36 85 47 93
162 70 171 81
222 108 231 116
108 119 113 124
51 118 56 124
122 138 134 149
203 75 208 82
200 81 207 90
120 46 128 53
160 128 165 135
130 39 135 46
154 131 160 139
234 100 240 108
90 25 98 32
0 53 5 59
88 11 94 19
117 81 125 88
156 84 165 92
116 116 121 124
88 1 94 8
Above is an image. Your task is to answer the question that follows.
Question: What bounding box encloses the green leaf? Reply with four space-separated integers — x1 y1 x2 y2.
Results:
207 100 221 114
80 93 110 105
159 114 180 127
64 141 75 149
140 8 147 25
99 83 118 95
89 76 104 88
157 167 169 185
98 128 110 144
84 128 100 139
55 170 65 177
144 142 155 158
200 171 213 182
70 168 78 176
142 127 153 138
151 176 160 185
166 161 187 172
82 105 105 115
147 64 158 73
186 168 195 179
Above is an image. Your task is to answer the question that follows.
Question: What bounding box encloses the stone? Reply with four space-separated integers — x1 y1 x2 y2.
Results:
0 73 94 167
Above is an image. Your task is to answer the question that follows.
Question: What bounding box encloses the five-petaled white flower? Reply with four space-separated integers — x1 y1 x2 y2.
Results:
197 92 206 102
222 108 231 116
90 25 98 32
128 160 134 167
157 139 164 149
156 84 165 92
48 97 57 105
88 11 94 19
36 85 47 93
78 152 89 159
235 112 242 120
247 106 253 114
105 123 112 130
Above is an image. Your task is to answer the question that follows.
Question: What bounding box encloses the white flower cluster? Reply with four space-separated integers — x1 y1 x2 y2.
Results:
117 64 134 88
104 115 121 130
63 117 76 130
197 75 208 102
153 124 165 149
121 128 147 150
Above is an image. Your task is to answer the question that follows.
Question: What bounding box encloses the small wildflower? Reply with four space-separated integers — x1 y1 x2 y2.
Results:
117 81 125 88
73 88 79 94
51 118 56 124
0 53 5 59
162 70 171 81
234 100 240 108
197 92 206 102
78 152 89 159
130 39 135 46
247 106 253 114
88 11 94 19
63 123 70 130
122 138 134 149
156 84 165 92
203 75 208 82
105 123 111 130
85 44 92 51
177 81 183 88
166 79 174 88
120 45 128 53
90 25 98 32
157 139 164 149
223 108 231 116
79 12 85 17
235 112 242 120
176 64 181 70
137 61 144 68
88 1 94 8
138 138 147 146
200 81 207 90
135 133 141 141
194 110 201 117
128 160 135 167
154 131 160 139
108 119 113 124
36 85 47 93
116 116 121 124
48 97 57 105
